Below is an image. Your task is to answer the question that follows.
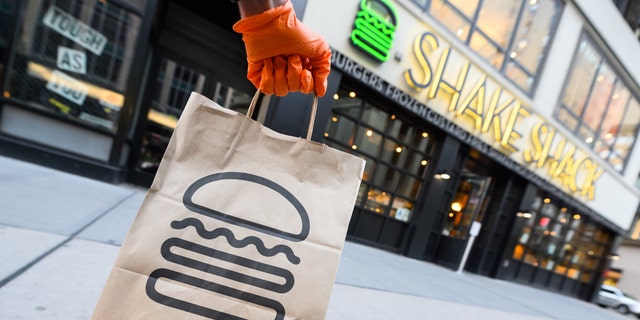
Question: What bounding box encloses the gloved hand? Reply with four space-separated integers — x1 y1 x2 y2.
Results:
233 0 331 97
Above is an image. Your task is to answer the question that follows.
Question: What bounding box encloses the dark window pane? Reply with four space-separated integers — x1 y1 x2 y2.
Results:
361 101 389 131
325 115 356 143
333 87 362 118
353 126 383 156
380 138 407 167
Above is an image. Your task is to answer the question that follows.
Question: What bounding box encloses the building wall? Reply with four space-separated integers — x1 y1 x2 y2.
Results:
611 242 640 298
301 0 640 232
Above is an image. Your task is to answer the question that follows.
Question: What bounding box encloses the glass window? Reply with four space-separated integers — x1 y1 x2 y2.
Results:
561 40 600 117
323 84 435 223
0 0 20 90
416 0 562 94
6 0 142 132
555 34 640 172
510 190 613 284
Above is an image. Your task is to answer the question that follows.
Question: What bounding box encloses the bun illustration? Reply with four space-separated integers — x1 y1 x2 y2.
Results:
146 172 310 320
350 0 398 62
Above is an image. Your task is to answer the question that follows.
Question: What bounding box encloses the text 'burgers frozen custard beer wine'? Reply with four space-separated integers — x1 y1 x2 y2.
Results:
145 172 309 319
350 0 398 62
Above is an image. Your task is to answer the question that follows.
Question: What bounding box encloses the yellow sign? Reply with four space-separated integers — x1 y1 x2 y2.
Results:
404 31 601 201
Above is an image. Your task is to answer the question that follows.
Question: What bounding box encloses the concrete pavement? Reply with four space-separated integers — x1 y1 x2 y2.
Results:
0 155 632 319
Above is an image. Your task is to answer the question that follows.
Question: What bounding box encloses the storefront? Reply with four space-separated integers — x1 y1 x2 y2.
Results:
2 0 640 302
0 0 270 185
301 0 640 301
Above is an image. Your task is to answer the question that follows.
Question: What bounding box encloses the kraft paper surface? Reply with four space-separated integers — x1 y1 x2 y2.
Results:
92 92 365 320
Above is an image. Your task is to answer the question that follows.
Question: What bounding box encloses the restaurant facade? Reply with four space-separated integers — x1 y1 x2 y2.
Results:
1 0 640 301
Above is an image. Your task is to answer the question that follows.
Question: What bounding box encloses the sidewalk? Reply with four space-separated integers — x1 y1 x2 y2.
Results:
0 155 631 319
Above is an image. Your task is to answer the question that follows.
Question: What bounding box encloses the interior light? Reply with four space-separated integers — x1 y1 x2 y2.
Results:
391 115 396 120
543 198 551 203
573 214 581 220
332 116 338 122
421 160 428 166
395 147 402 153
456 28 463 36
324 133 329 137
422 132 429 138
605 133 613 139
449 212 455 218
439 173 451 180
510 52 518 58
451 202 462 212
518 40 528 49
366 130 373 137
612 93 620 100
517 212 533 219
561 207 567 212
351 145 358 150
585 137 594 143
349 91 356 98
597 75 604 82
3 91 9 98
530 0 537 4
333 94 339 100
588 250 594 256
560 218 567 224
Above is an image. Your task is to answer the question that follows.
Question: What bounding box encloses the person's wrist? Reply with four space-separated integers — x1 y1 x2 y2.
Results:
238 0 287 18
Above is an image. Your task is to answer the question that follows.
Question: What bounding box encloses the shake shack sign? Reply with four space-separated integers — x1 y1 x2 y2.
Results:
331 49 603 203
42 5 107 55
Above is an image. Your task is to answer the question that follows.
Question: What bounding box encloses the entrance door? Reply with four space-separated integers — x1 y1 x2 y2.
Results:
434 173 492 269
127 1 253 186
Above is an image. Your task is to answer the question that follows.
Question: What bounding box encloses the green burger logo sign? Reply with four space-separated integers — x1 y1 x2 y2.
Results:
350 0 398 62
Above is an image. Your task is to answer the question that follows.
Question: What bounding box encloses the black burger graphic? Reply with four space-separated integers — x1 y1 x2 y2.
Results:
145 172 310 320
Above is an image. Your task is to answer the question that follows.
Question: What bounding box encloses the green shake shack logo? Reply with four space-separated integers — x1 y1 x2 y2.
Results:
350 0 398 62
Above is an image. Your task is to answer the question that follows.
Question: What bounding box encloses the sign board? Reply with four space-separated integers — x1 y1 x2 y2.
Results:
46 70 89 105
42 6 107 55
57 46 87 74
350 0 398 62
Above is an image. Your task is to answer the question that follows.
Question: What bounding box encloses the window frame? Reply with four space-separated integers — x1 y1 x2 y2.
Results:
412 0 564 96
323 84 436 223
554 32 640 173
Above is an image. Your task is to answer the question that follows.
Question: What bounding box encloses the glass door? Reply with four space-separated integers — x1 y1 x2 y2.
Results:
434 172 492 269
442 174 492 239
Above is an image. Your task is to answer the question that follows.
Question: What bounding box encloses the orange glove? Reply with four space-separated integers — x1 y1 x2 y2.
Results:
233 0 331 97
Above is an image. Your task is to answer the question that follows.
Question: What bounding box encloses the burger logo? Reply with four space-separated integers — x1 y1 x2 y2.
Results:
145 172 310 319
350 0 399 62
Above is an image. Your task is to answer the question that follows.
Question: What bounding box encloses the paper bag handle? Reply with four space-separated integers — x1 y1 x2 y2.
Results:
246 91 319 141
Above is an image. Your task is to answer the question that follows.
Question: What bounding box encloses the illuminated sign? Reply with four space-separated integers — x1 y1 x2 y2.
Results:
402 31 603 201
350 0 398 62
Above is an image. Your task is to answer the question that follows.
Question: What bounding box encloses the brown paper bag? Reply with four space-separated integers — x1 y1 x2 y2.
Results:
92 91 365 320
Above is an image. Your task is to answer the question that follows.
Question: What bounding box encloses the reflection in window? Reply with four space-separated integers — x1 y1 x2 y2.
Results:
324 86 435 223
442 173 491 240
7 0 142 131
555 34 640 172
138 57 252 173
416 0 562 93
511 190 613 284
